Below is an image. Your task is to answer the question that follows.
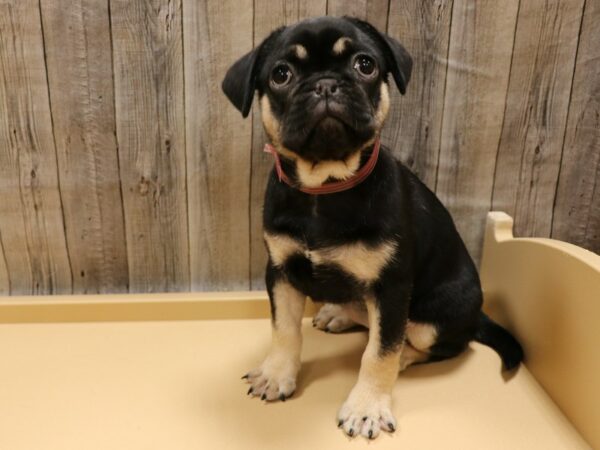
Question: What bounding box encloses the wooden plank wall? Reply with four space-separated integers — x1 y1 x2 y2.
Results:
0 0 597 294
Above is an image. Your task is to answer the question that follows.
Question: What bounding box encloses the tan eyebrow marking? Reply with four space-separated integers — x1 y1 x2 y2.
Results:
291 44 308 60
332 37 352 55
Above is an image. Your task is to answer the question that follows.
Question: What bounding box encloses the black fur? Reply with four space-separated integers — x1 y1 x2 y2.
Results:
475 312 524 370
222 16 523 369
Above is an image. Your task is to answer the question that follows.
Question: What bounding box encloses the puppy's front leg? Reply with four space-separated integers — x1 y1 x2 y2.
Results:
244 268 306 401
338 289 408 439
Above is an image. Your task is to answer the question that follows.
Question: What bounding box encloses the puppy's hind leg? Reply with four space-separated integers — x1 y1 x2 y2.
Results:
399 321 438 371
399 344 429 371
244 265 306 402
313 302 368 333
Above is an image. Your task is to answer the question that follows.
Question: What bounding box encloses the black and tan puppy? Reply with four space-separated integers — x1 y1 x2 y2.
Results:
222 16 523 439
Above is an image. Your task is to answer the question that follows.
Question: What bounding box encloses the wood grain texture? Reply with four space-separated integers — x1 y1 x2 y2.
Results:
0 0 599 295
0 0 72 295
552 0 600 254
110 0 189 292
436 0 519 264
327 0 389 30
249 0 328 290
492 0 585 239
383 0 453 190
0 231 10 294
40 0 129 294
183 0 253 290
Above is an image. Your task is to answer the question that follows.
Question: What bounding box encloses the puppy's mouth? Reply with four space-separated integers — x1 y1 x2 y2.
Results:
282 99 375 161
308 100 355 132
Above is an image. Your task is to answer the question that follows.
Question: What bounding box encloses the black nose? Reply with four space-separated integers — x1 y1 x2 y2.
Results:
314 78 338 97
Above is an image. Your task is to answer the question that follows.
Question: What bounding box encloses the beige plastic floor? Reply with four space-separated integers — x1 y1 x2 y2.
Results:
0 318 589 450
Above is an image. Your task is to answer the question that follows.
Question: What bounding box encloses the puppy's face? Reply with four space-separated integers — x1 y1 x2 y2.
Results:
223 17 412 162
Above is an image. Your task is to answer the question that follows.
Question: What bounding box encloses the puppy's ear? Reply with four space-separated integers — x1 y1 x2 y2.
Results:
222 27 285 117
344 17 413 95
221 49 259 118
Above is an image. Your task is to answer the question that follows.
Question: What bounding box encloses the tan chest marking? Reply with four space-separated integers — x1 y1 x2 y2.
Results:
295 152 361 188
264 232 396 283
264 232 305 267
310 241 396 282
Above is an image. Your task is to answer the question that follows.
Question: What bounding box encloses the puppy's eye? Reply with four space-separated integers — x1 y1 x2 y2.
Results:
271 64 293 87
353 55 377 78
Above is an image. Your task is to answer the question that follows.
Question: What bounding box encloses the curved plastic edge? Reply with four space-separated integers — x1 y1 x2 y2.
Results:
483 211 600 273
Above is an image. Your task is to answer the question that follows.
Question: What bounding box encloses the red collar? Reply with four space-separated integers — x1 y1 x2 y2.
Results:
263 137 381 195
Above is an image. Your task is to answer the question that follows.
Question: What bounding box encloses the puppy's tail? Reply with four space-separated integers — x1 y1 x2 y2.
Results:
474 312 523 370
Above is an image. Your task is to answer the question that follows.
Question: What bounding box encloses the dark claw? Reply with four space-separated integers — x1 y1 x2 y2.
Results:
368 430 373 439
338 420 343 428
279 393 286 402
247 387 253 395
261 393 267 400
388 423 395 433
348 429 354 437
362 416 368 421
241 374 249 379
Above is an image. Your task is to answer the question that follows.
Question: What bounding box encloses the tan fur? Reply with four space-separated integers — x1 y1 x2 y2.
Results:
406 321 438 351
375 82 390 127
310 241 397 283
244 280 306 401
265 231 396 283
313 302 369 332
332 37 352 55
295 152 362 187
271 281 306 337
264 232 304 267
362 298 403 381
260 96 298 160
292 44 308 60
399 344 429 371
260 96 282 147
337 298 401 437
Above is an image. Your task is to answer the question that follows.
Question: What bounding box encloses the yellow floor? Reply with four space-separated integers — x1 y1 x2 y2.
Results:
0 319 589 450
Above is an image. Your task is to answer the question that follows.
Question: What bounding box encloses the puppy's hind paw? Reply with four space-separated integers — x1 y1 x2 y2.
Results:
313 304 358 333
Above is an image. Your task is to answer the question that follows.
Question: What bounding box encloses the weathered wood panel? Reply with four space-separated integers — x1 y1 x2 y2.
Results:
183 0 253 290
327 0 389 30
552 0 600 253
384 0 453 190
0 0 72 294
436 0 519 264
0 231 10 294
492 0 585 239
249 0 328 289
0 0 598 294
40 0 129 294
110 0 189 292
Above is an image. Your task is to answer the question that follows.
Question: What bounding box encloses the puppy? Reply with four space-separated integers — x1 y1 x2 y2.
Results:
222 16 523 440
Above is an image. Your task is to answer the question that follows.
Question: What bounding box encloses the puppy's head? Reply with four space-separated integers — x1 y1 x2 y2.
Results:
222 16 412 162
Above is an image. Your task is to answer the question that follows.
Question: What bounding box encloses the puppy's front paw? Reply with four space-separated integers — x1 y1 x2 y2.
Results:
242 355 298 402
337 389 396 439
